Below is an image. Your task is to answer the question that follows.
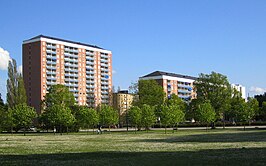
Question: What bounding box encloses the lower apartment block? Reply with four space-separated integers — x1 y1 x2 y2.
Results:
139 71 197 101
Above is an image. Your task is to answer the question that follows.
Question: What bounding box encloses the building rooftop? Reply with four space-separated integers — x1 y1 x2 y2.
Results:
23 35 105 50
141 71 197 80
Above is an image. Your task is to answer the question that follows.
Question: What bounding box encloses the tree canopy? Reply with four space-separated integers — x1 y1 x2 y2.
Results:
195 101 216 130
194 72 231 120
6 59 27 108
141 104 156 131
128 106 142 132
10 103 36 135
43 84 75 108
138 79 165 106
41 104 75 134
99 104 119 131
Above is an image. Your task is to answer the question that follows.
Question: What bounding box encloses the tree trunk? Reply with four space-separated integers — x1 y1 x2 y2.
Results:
60 124 62 135
135 126 136 134
93 126 94 134
206 123 208 132
24 126 26 136
109 125 111 133
67 126 68 135
165 126 166 134
172 125 174 133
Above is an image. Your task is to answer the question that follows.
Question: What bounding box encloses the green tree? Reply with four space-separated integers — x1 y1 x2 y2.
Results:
99 105 119 132
43 84 75 109
42 105 75 135
6 59 27 108
161 101 185 134
246 98 259 123
234 98 257 131
74 106 99 133
128 106 142 133
16 75 27 104
195 72 231 127
6 59 18 108
141 104 156 132
186 98 203 121
138 80 165 107
195 101 216 131
160 104 172 134
10 104 36 135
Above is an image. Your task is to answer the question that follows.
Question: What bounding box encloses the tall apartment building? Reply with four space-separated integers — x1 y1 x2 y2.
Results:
139 71 197 101
23 35 112 114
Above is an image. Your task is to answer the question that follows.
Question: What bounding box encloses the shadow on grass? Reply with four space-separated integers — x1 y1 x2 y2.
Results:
135 130 266 143
0 147 266 166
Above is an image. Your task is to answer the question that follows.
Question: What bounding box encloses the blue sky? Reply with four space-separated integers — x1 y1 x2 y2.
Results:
0 0 266 101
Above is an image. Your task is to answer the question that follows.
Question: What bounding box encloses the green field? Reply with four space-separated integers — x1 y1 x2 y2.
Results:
0 129 266 165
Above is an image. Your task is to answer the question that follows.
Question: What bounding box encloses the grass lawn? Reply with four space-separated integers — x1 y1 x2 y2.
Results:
0 128 266 165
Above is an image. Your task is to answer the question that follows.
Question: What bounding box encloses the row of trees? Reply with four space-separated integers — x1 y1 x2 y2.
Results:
130 72 261 132
39 85 119 134
0 59 264 134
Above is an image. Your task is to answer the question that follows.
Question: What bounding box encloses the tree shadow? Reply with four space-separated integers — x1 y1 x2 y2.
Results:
135 130 266 143
0 148 266 165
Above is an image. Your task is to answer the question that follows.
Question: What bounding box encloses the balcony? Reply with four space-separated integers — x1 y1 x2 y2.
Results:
86 71 94 75
69 89 79 93
65 83 78 88
86 56 94 61
86 80 94 84
65 68 78 72
178 89 191 93
65 78 78 83
101 95 109 99
46 71 56 75
101 82 109 85
101 86 109 90
101 91 109 95
86 51 94 56
178 84 192 88
86 89 95 93
46 65 56 70
65 63 78 68
86 85 95 89
47 76 56 81
100 59 108 63
47 61 56 65
100 54 109 59
100 68 108 72
46 45 57 49
46 50 56 54
100 63 108 67
65 58 78 63
46 81 56 85
46 55 57 60
86 61 94 65
86 75 94 79
64 52 78 59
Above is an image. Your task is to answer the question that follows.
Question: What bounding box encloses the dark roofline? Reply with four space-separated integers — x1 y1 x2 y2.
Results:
23 35 106 50
141 71 197 80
